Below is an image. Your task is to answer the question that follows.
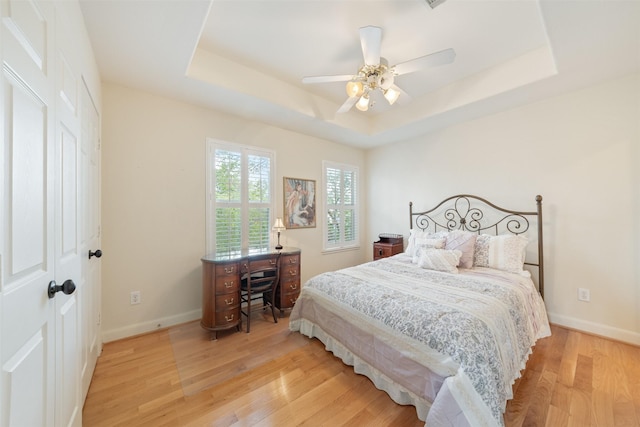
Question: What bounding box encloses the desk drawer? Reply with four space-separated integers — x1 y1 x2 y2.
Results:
281 253 300 267
279 277 299 293
215 293 239 310
215 262 238 276
280 265 299 280
215 277 239 294
215 308 239 326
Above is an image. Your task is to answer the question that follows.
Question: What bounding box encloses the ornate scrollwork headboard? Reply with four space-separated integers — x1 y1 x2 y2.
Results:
409 194 544 297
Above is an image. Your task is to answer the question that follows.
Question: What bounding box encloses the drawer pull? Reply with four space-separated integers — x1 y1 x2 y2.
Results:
269 259 277 265
289 297 297 305
224 314 234 322
288 258 298 264
289 283 297 290
224 281 234 288
224 297 234 305
288 270 296 276
224 266 235 274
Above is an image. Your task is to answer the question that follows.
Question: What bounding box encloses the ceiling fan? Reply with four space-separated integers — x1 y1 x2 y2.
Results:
302 26 456 113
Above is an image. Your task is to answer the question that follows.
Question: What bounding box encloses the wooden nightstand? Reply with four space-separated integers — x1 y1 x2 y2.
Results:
373 235 404 260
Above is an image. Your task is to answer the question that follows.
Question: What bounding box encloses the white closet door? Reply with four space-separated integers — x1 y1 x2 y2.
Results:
1 1 57 426
79 79 101 401
53 3 83 425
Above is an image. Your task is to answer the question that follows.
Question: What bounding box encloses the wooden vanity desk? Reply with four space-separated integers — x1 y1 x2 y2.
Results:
201 247 301 340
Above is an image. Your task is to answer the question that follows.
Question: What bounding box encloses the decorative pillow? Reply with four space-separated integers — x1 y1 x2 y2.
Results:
406 229 448 257
474 234 528 274
444 230 477 269
411 238 446 263
417 248 462 274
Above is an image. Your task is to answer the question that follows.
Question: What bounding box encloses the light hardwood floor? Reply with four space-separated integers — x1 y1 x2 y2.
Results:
83 313 640 426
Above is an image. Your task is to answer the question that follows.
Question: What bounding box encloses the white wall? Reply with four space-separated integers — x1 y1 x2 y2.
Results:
101 82 367 341
366 73 640 345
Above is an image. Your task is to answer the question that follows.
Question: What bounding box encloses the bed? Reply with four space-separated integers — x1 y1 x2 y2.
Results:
289 194 551 427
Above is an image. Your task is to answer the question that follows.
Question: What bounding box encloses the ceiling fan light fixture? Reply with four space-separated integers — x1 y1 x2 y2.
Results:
355 94 370 111
345 80 364 98
384 87 400 105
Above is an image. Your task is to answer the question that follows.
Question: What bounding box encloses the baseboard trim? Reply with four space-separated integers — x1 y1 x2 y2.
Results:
101 309 202 343
548 312 640 346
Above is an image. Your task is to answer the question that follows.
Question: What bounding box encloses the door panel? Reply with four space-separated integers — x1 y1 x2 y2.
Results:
8 75 46 277
3 331 47 427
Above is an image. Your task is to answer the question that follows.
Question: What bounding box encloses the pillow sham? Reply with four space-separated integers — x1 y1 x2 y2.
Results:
411 238 446 263
444 230 477 269
417 248 462 274
474 234 528 274
406 229 448 257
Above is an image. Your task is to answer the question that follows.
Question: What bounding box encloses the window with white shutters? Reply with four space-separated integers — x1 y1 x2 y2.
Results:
207 140 275 254
323 161 359 250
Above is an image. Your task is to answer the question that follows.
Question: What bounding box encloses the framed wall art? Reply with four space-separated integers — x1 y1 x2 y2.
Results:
283 177 316 229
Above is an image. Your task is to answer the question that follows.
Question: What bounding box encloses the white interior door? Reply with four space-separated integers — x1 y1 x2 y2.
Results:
1 1 56 426
53 6 83 424
80 79 101 401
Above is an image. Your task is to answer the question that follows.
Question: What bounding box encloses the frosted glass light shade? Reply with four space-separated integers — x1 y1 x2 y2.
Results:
355 95 369 111
346 81 364 98
384 87 400 105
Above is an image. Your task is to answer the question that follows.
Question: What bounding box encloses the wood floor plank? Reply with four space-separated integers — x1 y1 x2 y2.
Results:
83 319 640 427
568 388 593 427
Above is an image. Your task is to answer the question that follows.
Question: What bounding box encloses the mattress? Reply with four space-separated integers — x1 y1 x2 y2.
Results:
289 254 550 427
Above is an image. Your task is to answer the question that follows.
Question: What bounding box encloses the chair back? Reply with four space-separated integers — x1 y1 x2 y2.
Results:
245 253 281 293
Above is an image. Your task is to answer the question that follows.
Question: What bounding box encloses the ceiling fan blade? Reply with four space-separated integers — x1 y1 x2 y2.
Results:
302 74 354 84
393 48 456 76
360 26 382 67
391 84 412 105
337 96 358 113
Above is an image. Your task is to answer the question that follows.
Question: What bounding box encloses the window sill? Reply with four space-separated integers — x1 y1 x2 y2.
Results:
321 245 360 255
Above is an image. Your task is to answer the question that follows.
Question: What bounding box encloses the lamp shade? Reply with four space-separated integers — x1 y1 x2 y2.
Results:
272 217 285 231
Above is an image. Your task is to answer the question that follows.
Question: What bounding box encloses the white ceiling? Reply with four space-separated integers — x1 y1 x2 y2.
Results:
79 0 640 149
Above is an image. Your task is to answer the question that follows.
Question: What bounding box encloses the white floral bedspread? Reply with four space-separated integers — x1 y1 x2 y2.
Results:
292 254 550 426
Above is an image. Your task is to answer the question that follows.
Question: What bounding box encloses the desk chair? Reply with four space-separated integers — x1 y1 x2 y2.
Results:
240 253 281 333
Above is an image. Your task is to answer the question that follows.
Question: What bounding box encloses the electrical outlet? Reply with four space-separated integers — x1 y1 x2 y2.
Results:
130 291 141 305
578 288 590 302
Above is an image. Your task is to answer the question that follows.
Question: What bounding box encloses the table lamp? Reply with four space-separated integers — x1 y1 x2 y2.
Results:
272 218 285 250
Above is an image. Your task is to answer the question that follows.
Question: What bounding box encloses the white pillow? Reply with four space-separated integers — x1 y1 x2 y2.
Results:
474 234 528 274
417 248 462 274
406 229 448 257
411 238 446 263
445 230 477 269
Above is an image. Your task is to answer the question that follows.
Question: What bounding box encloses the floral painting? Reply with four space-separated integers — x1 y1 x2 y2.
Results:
283 177 316 228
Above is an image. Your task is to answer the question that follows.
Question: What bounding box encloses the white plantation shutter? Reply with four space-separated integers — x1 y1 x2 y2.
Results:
247 153 271 251
324 161 359 250
207 140 275 254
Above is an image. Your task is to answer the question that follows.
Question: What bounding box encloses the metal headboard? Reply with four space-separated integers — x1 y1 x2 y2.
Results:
409 194 544 298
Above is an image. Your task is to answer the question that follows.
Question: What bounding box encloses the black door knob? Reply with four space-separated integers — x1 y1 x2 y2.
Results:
48 279 76 299
89 249 102 259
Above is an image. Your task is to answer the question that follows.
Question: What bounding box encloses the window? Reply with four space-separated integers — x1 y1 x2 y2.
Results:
206 140 275 254
323 161 359 250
